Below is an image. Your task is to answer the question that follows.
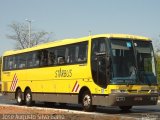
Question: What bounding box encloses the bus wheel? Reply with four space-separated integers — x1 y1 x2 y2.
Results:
82 91 94 112
16 89 23 105
25 89 32 106
119 106 132 111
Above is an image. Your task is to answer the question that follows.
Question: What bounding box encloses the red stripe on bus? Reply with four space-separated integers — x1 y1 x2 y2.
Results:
72 81 78 92
75 84 79 92
10 74 16 91
10 74 18 91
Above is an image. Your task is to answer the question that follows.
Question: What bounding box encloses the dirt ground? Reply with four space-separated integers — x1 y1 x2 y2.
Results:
0 105 134 120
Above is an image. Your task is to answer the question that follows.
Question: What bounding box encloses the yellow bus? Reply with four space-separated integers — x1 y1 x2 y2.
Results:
1 34 158 111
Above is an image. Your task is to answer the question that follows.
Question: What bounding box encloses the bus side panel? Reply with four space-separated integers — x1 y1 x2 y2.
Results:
32 93 78 104
1 70 27 92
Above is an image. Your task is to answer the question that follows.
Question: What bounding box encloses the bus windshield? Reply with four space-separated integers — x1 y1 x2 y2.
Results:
110 39 157 85
135 41 157 85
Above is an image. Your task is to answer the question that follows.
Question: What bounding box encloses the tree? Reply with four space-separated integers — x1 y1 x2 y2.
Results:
153 36 160 84
7 22 52 49
155 54 160 83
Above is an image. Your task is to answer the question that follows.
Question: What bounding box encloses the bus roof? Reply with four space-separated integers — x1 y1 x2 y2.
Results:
3 33 151 56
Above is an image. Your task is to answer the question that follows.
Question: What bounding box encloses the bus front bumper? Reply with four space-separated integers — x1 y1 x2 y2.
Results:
108 93 158 106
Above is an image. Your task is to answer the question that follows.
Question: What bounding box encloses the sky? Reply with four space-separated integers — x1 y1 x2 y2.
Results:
0 0 160 55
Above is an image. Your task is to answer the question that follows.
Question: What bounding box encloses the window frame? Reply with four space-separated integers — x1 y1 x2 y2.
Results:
2 41 88 71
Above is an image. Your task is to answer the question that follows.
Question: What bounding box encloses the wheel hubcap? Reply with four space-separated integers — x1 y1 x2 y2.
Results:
17 95 21 103
26 93 31 102
83 95 91 106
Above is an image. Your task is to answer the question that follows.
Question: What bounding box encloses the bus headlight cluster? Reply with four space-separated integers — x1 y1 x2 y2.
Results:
149 90 158 94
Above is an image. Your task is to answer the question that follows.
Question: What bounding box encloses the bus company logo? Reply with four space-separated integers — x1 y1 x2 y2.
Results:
10 74 18 91
72 81 80 92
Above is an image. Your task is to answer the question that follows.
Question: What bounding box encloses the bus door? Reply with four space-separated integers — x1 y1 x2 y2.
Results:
91 38 110 88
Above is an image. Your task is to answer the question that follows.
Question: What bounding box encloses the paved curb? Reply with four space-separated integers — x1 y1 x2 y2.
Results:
0 104 136 120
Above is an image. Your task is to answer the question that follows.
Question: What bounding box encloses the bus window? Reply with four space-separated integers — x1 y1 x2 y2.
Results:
27 53 33 67
13 55 19 69
3 57 7 70
47 48 56 65
110 39 136 79
3 57 10 70
57 47 66 65
18 54 27 69
65 41 88 64
39 49 48 66
27 52 39 68
7 56 14 70
67 45 76 64
76 42 88 63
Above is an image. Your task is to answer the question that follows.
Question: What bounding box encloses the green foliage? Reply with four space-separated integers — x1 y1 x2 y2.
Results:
155 55 160 84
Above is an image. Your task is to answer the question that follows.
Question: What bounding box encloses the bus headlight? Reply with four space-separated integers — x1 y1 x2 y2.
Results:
149 90 158 94
111 89 121 93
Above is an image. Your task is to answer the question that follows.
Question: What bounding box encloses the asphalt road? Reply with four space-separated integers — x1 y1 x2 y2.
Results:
0 94 160 120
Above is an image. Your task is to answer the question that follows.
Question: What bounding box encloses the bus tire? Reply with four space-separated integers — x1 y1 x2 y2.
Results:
16 89 23 105
119 106 132 111
25 89 32 106
82 91 95 112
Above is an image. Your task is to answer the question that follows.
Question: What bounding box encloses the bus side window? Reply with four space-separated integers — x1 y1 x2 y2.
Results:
8 56 14 70
39 50 48 67
48 50 55 65
27 53 33 67
4 56 11 70
18 54 27 69
57 47 66 65
32 52 40 67
13 56 19 69
67 45 76 64
27 52 38 68
3 57 8 70
77 42 88 62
